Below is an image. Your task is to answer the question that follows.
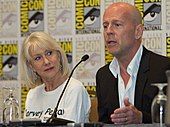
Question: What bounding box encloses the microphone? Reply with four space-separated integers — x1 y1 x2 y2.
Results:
81 54 89 61
46 54 89 125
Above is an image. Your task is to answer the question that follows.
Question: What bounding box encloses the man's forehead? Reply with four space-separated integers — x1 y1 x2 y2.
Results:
103 10 128 22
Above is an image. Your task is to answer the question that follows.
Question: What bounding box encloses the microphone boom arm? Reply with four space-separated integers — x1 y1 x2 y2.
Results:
46 54 89 124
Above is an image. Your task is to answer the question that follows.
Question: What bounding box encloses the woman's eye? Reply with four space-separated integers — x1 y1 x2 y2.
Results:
34 56 41 61
46 51 53 56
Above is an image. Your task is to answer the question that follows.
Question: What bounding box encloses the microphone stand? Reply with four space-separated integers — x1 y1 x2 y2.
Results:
46 55 89 125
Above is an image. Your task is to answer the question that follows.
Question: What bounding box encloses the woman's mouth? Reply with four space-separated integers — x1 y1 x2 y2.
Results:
44 67 54 71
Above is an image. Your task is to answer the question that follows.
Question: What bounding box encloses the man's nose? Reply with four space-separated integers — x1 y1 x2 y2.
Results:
106 24 114 34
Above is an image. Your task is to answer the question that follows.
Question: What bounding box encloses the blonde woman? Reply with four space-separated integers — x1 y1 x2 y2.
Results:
20 31 91 123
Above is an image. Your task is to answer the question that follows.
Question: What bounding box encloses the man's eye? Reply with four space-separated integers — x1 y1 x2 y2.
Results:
103 24 108 29
114 23 121 27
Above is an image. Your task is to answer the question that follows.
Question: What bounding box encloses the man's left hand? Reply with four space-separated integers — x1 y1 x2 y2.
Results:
110 98 142 124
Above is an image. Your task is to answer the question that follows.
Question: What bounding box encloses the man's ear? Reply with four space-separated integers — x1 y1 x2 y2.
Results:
135 24 143 40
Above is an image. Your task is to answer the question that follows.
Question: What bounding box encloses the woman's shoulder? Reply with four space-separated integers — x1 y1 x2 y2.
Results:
69 77 82 84
66 78 89 98
68 77 85 90
27 84 44 96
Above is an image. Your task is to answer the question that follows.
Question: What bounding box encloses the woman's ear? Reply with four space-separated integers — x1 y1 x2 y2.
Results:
135 24 143 40
27 60 36 72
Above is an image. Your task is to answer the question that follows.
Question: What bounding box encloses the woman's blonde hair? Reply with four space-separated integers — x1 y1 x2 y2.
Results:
20 31 70 88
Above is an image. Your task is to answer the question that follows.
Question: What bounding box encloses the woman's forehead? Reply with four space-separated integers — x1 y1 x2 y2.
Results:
28 45 47 56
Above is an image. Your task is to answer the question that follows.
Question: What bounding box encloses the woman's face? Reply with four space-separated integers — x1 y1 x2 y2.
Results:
28 47 61 81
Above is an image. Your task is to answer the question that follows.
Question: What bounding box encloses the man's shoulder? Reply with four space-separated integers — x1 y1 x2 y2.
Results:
98 63 110 71
96 63 112 77
148 50 170 62
143 47 170 62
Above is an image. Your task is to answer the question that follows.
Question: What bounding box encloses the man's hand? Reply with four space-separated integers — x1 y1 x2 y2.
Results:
110 98 143 124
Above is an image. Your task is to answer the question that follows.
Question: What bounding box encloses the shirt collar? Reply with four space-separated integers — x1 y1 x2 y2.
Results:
128 44 143 76
109 45 143 77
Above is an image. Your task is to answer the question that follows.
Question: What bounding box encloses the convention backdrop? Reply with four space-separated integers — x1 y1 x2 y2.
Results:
0 0 169 119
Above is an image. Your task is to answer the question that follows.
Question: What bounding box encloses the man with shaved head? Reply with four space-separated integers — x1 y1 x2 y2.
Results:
96 2 170 124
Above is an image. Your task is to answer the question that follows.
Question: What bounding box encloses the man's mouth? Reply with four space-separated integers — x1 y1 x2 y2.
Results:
107 40 117 45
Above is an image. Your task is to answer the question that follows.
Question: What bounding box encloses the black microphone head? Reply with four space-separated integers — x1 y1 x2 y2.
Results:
81 54 89 61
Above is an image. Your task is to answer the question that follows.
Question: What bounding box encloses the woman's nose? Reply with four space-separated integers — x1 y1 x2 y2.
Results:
43 56 50 65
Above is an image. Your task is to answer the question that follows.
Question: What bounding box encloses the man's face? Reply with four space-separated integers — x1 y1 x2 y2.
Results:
103 6 137 57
